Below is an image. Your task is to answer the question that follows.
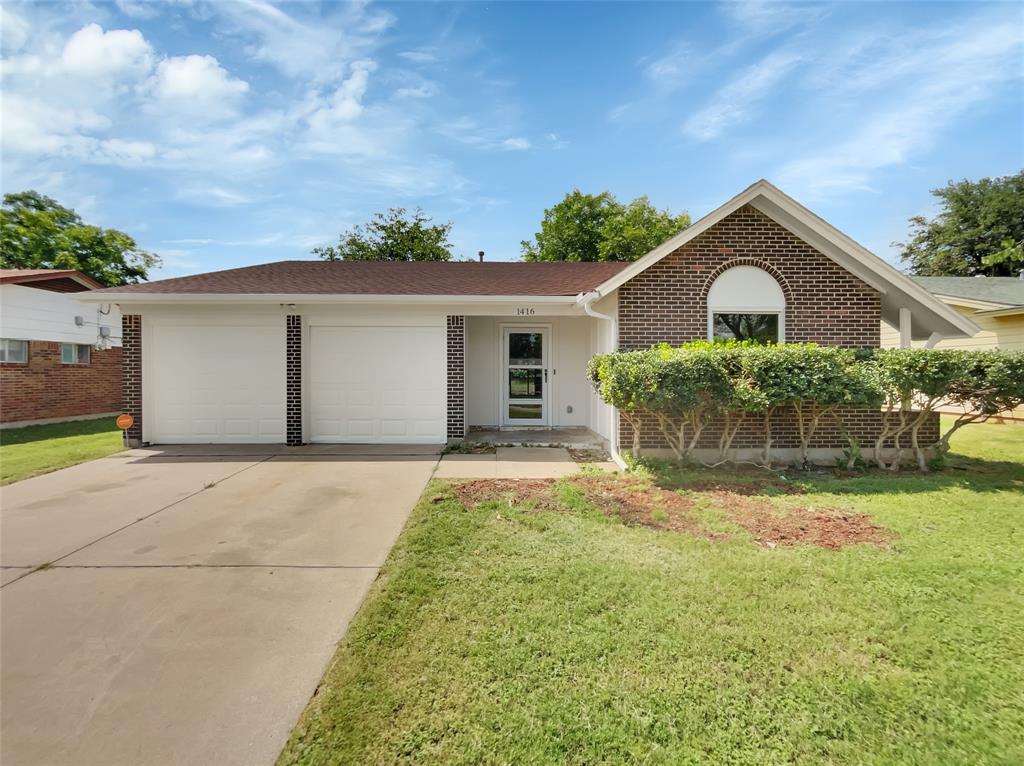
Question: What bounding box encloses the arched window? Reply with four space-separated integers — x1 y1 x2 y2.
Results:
707 265 785 344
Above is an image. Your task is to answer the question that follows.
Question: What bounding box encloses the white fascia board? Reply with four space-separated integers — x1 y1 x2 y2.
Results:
589 178 980 339
972 305 1024 318
591 180 769 297
76 293 582 305
930 294 1011 312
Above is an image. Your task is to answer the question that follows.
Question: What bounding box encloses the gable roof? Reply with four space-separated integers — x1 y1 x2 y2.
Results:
588 180 980 341
0 268 104 291
87 261 630 298
912 276 1024 309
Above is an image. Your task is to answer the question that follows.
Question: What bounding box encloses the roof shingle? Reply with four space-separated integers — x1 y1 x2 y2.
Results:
95 260 632 296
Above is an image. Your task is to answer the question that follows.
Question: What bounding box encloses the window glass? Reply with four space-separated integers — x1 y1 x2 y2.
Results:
508 332 542 365
508 403 543 420
0 339 28 363
712 313 780 344
508 368 543 399
61 343 91 365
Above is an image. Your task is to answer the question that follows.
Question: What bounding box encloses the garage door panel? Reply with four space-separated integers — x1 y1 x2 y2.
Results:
309 325 445 444
149 324 286 444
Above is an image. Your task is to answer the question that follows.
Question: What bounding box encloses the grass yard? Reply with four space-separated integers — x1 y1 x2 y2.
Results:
0 417 124 485
281 420 1024 766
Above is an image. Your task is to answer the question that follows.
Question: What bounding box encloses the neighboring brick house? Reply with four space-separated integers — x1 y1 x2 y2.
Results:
1 269 123 427
81 180 978 462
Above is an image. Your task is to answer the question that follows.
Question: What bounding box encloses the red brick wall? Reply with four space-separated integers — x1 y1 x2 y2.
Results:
615 204 924 455
618 204 881 349
122 315 143 444
0 342 122 424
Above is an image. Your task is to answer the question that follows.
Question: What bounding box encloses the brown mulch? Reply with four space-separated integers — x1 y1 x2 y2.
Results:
449 475 894 551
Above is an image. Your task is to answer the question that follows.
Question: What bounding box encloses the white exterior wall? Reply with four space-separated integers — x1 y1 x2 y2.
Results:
465 314 601 429
0 284 122 346
587 291 617 441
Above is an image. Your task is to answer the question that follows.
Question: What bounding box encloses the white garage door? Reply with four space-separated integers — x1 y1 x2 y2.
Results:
148 323 286 443
308 325 446 444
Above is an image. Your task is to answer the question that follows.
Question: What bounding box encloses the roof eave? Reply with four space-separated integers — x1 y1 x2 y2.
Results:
589 179 981 340
76 292 585 304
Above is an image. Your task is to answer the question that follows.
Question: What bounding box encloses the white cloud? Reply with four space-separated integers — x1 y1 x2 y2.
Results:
97 138 157 164
305 59 378 144
1 6 31 52
151 54 249 102
399 48 439 65
777 16 1024 197
500 137 531 151
62 23 153 79
114 0 161 20
210 0 393 81
682 49 802 140
395 81 438 99
178 185 252 207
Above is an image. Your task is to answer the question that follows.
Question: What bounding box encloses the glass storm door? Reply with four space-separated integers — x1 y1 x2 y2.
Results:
503 328 548 426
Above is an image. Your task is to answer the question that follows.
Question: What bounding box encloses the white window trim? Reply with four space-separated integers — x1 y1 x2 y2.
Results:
0 339 29 364
60 343 92 365
707 309 786 343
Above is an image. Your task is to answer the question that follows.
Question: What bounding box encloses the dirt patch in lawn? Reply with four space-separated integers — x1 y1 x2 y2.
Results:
452 479 560 511
451 476 893 550
676 478 808 496
697 490 895 550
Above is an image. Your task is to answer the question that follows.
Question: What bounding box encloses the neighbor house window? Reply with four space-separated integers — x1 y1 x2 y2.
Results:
61 343 91 365
0 339 28 363
706 265 785 344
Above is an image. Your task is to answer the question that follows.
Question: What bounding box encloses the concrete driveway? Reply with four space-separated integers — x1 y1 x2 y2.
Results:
0 444 439 766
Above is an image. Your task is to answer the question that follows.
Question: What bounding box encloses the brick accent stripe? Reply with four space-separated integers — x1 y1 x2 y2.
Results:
447 315 466 440
122 314 143 445
286 315 302 446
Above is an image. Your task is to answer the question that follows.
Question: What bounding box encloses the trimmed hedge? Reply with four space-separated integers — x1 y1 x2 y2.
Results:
587 343 1024 471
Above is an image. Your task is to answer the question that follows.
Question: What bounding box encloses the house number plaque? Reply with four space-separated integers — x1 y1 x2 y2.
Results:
515 307 536 316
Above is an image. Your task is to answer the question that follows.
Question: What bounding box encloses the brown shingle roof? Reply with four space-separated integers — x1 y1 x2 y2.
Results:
95 260 631 296
0 269 104 290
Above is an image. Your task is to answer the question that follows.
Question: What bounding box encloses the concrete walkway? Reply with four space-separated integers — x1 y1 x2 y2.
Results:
1 445 438 766
436 447 618 479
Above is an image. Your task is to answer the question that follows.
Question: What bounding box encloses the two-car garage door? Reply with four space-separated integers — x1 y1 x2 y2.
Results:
146 319 446 444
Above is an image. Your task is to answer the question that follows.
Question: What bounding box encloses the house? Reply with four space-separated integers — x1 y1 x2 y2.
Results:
881 275 1024 420
881 276 1024 351
79 180 979 461
1 269 123 427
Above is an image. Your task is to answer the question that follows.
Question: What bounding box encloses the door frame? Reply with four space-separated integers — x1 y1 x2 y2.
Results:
499 323 552 427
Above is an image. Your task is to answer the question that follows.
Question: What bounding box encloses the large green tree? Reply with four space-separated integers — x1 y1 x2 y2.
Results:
313 207 453 261
522 190 689 262
0 191 160 286
896 171 1024 277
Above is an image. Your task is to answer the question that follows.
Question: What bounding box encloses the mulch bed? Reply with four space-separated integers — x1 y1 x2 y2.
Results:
450 475 893 550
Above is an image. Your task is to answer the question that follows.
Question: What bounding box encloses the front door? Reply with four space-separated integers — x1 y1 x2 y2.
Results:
502 327 548 426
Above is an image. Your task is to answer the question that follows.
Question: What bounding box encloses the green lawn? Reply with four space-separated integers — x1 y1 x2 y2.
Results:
0 417 124 485
280 418 1023 766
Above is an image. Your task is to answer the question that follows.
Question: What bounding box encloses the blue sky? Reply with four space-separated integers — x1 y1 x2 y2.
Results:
2 1 1022 279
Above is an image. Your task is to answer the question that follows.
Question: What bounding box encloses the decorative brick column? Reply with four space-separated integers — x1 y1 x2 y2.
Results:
446 315 466 441
122 314 143 447
286 315 302 446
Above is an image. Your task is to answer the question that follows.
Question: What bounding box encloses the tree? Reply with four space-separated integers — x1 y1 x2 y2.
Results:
0 191 160 286
522 190 689 262
313 207 453 261
896 172 1024 277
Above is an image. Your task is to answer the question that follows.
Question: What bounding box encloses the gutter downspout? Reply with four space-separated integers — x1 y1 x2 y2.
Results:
578 291 628 471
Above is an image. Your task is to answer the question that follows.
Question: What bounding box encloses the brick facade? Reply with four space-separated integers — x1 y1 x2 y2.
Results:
618 204 881 349
0 342 122 425
447 315 466 440
122 314 143 445
615 204 936 457
286 315 302 446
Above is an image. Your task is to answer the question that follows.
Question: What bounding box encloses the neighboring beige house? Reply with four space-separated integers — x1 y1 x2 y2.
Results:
881 275 1024 420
